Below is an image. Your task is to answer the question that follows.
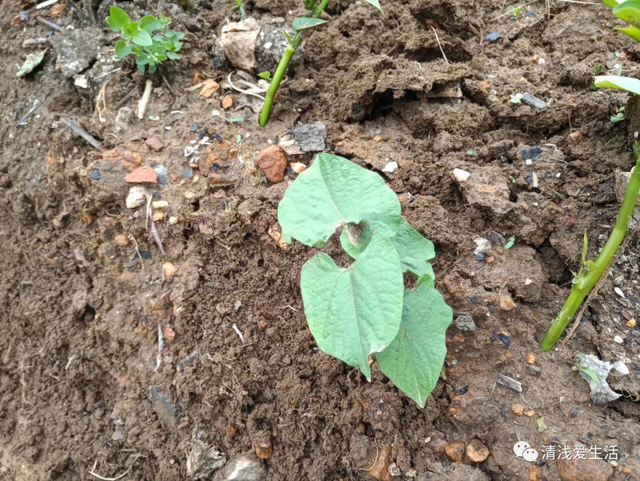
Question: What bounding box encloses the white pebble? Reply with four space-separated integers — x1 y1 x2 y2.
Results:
614 335 624 344
453 168 470 182
612 360 629 375
614 287 625 298
382 161 398 173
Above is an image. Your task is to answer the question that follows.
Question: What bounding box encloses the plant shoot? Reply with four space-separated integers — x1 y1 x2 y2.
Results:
278 153 452 407
106 6 184 73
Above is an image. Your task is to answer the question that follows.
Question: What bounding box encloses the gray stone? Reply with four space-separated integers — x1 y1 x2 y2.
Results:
114 107 133 134
150 386 180 429
50 27 102 78
293 121 326 152
485 32 501 43
255 17 303 74
454 315 476 332
521 92 547 110
225 455 266 481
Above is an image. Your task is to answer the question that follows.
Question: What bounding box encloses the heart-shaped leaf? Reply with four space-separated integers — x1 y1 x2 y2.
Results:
278 153 402 247
376 280 452 407
340 218 435 277
106 6 130 31
115 40 133 59
292 17 327 31
614 0 640 28
301 234 404 380
594 75 640 96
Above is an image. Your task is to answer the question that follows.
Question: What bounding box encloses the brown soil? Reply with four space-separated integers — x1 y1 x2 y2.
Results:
1 0 640 480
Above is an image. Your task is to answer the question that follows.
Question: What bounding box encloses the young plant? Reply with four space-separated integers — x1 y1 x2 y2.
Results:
233 0 247 21
278 153 452 407
541 145 640 350
602 0 640 42
106 6 184 73
542 3 640 350
258 0 381 127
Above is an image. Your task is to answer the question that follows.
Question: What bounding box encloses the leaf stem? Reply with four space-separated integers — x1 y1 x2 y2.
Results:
540 152 640 351
259 0 330 127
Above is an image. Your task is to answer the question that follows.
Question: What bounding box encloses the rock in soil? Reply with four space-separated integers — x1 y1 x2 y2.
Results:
445 442 465 462
224 455 266 481
255 17 303 73
50 27 102 78
256 146 287 183
125 166 158 184
293 121 326 152
220 19 260 71
146 135 164 151
454 314 476 331
556 446 613 481
466 439 490 463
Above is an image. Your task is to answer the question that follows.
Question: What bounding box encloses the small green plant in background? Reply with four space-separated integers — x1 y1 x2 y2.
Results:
278 153 452 407
259 0 382 127
510 93 523 104
233 0 247 21
611 106 626 123
510 6 523 19
106 6 184 73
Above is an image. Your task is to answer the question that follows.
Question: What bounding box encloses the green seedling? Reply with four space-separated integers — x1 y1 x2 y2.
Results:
257 71 272 80
510 6 523 19
510 93 523 104
233 0 247 21
541 144 640 350
611 106 626 123
542 5 640 349
106 6 184 73
278 153 452 407
259 0 381 127
602 0 640 41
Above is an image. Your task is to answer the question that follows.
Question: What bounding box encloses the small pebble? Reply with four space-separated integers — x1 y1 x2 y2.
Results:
512 404 525 416
475 253 486 261
526 352 535 365
485 31 502 43
614 287 625 298
614 335 624 344
627 318 636 328
190 124 199 132
498 332 511 347
182 168 194 178
90 169 101 180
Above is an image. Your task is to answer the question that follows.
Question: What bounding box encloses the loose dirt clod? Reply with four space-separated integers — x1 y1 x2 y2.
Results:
556 445 613 481
163 262 178 280
125 166 158 184
445 442 465 463
466 439 490 463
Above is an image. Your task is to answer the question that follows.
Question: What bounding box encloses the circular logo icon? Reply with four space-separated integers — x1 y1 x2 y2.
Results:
523 448 539 462
513 441 531 457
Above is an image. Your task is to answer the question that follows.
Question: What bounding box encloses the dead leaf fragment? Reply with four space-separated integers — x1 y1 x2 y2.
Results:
200 79 220 98
367 444 393 481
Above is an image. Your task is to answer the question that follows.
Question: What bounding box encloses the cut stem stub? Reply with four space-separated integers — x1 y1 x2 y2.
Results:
540 152 640 351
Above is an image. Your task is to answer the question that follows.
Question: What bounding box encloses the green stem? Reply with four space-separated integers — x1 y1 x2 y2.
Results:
540 153 640 351
259 0 331 127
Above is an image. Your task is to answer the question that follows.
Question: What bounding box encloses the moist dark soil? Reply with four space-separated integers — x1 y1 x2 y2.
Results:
2 0 640 480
